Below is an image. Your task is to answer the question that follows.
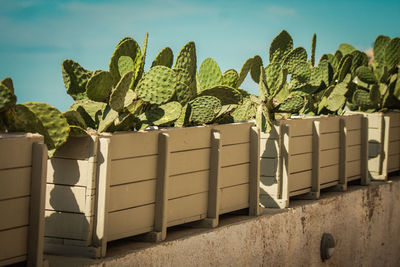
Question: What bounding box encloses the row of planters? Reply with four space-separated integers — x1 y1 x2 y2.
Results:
0 30 399 262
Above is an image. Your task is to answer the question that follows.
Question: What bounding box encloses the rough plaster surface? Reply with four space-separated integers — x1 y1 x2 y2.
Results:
47 178 400 267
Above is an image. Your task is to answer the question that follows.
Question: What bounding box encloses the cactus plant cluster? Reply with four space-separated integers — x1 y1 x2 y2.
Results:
0 77 69 156
62 34 254 131
345 36 400 112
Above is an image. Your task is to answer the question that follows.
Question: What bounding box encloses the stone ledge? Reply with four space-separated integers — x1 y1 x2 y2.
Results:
46 177 400 267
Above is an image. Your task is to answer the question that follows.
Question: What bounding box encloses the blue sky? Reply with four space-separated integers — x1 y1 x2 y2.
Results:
1 0 399 111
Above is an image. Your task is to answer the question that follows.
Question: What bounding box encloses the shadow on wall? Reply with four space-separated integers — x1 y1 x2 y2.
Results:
45 137 91 249
259 126 281 208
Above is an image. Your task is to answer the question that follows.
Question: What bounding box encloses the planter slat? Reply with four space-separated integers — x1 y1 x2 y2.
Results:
170 148 210 175
110 155 158 185
220 163 250 188
320 165 339 184
219 183 249 213
320 133 340 150
47 158 91 186
0 197 30 230
288 171 312 192
45 210 93 240
289 153 312 173
290 136 313 154
0 167 31 200
0 136 34 169
45 184 88 213
168 192 208 225
320 149 340 167
169 171 209 199
0 226 28 262
221 143 250 166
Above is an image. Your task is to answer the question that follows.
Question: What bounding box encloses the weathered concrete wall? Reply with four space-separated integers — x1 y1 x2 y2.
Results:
47 177 400 267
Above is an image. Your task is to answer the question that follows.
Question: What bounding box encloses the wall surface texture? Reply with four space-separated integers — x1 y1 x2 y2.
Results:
47 177 400 267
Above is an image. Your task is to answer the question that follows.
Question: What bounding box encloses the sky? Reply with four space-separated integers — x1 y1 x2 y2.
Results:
1 0 399 111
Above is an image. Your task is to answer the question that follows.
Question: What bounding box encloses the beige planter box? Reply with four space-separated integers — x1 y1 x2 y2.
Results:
0 133 47 266
347 111 400 180
260 115 369 208
45 122 260 258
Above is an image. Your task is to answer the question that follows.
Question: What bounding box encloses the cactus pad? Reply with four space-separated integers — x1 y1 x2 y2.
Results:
118 56 134 77
69 99 106 129
152 47 174 68
98 105 119 133
0 83 16 112
174 82 193 106
338 43 355 55
337 54 353 82
1 77 14 93
269 30 293 63
353 89 373 109
110 71 134 112
199 57 222 90
275 95 304 113
62 59 92 100
237 57 253 88
221 69 239 88
174 68 193 86
199 85 242 105
265 63 284 95
350 50 368 74
23 102 69 156
311 33 316 67
136 66 176 104
283 47 307 73
86 71 114 102
174 41 197 79
356 66 377 84
326 94 346 112
373 35 390 66
143 101 182 126
63 110 86 129
109 37 141 85
232 97 255 122
384 37 400 68
250 55 263 84
190 96 221 124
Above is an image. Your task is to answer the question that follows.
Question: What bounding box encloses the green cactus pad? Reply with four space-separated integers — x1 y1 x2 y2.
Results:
275 95 304 113
237 57 253 88
62 59 92 100
384 37 400 69
69 99 106 129
290 62 311 89
132 32 149 89
86 70 114 102
6 104 43 134
265 63 284 95
337 54 353 82
221 69 239 88
258 67 268 100
373 35 390 66
270 30 293 63
250 55 263 84
110 71 134 112
69 126 88 137
63 110 86 129
136 66 176 104
143 101 182 126
350 50 369 74
152 47 174 68
0 83 16 112
174 41 197 79
174 68 193 86
190 96 221 124
356 66 377 84
369 84 381 105
395 70 400 99
1 77 14 93
318 60 332 86
174 82 194 106
232 98 255 122
109 37 141 85
23 102 69 156
199 57 222 90
338 43 356 56
199 86 242 105
353 89 374 109
98 105 119 133
175 104 191 127
283 47 308 73
326 94 346 112
118 56 134 77
311 33 316 67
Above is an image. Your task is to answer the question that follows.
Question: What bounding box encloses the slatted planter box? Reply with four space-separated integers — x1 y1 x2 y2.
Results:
0 133 47 266
44 122 260 258
259 115 369 208
347 111 400 180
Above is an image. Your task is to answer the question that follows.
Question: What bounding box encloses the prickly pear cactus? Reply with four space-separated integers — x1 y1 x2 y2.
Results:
136 66 176 104
86 71 114 102
152 47 174 68
62 59 92 100
199 57 222 90
269 30 293 64
190 96 221 124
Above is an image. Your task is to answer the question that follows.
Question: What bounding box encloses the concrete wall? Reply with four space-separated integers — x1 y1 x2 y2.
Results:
47 177 400 267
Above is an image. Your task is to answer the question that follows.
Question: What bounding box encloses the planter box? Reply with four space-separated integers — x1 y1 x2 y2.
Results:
260 115 369 208
347 111 400 180
0 133 47 266
45 122 260 258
